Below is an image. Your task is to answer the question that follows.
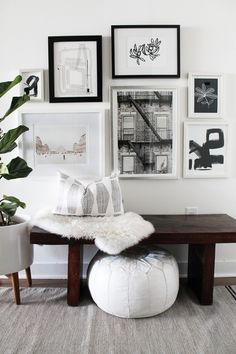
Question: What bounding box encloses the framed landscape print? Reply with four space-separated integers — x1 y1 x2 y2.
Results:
111 25 180 78
188 73 223 118
20 69 44 101
48 36 102 102
19 111 105 177
111 86 178 178
184 122 229 178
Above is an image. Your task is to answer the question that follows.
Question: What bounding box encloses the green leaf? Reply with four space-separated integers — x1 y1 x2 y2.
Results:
1 157 32 180
0 202 17 216
0 201 18 218
0 163 9 175
0 75 22 98
2 195 26 209
0 125 29 153
0 95 30 122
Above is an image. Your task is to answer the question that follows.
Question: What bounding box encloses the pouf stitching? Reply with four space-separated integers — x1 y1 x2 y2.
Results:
163 268 168 309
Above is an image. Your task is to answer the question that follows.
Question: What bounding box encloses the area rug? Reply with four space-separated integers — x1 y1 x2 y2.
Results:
0 285 236 354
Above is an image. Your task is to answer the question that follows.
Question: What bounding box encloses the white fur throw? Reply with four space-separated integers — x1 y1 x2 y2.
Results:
31 209 155 255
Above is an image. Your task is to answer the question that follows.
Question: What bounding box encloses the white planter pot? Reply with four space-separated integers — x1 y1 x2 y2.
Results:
0 215 33 275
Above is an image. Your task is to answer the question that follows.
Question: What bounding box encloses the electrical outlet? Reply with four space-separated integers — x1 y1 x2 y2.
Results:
185 207 198 215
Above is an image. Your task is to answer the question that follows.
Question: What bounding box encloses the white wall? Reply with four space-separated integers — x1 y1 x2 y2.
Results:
1 0 236 278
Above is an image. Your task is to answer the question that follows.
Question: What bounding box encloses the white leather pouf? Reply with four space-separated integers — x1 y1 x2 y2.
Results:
87 245 179 318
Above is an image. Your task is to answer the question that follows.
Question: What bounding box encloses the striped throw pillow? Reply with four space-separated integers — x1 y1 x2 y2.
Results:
54 172 124 216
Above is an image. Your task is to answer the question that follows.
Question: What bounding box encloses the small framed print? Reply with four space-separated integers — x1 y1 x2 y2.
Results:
48 36 102 102
111 86 178 179
19 111 105 178
188 73 223 118
20 69 44 101
184 122 229 178
111 25 180 78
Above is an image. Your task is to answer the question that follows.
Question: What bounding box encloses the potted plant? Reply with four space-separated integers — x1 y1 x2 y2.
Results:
0 75 32 225
0 75 33 303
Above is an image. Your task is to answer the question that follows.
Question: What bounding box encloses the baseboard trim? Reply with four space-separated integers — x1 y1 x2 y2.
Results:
1 260 236 283
0 277 236 287
26 260 236 279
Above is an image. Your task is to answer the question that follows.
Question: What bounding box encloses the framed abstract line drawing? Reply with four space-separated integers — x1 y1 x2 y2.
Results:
111 86 178 179
19 111 105 177
183 122 229 178
48 36 102 102
188 73 223 118
20 69 44 101
111 25 180 78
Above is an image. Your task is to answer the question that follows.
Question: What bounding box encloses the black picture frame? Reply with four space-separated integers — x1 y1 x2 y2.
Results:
48 36 102 103
111 25 180 79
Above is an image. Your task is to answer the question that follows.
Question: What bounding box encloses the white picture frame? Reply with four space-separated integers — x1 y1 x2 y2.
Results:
183 122 229 178
19 111 105 177
188 73 223 118
20 69 44 102
111 86 178 179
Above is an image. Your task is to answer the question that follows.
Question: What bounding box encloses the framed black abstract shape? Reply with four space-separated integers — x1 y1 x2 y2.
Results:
184 122 229 178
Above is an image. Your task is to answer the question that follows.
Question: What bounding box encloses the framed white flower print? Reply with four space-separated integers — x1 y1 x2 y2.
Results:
188 73 223 118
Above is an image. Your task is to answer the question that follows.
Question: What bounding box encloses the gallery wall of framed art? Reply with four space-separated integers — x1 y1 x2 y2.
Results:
17 24 231 182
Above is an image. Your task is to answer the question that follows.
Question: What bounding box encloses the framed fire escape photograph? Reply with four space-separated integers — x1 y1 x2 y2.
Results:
111 86 178 178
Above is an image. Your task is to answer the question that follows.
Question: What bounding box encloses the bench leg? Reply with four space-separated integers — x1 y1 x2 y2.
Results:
188 244 216 305
67 243 82 306
25 267 32 287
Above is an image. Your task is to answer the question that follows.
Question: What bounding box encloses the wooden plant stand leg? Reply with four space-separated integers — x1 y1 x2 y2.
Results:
67 243 82 306
25 267 32 287
10 272 20 305
188 244 216 305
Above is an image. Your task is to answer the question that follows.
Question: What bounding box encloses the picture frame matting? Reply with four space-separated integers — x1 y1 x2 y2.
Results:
111 25 180 79
48 36 103 103
19 111 105 178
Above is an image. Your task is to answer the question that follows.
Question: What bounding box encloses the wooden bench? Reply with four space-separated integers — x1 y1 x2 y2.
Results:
30 214 236 306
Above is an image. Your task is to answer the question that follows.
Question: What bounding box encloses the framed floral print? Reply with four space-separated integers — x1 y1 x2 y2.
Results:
188 73 223 118
111 25 180 78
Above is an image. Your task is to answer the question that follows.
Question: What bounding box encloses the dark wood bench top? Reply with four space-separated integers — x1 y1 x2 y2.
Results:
30 214 236 245
29 213 236 306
